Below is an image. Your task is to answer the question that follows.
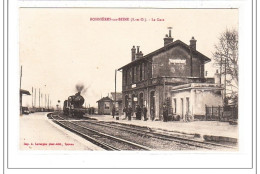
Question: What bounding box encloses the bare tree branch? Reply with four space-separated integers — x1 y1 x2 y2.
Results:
212 28 238 104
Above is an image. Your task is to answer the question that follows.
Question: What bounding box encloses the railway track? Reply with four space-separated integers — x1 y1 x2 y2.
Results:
50 114 152 151
49 113 235 150
82 120 236 150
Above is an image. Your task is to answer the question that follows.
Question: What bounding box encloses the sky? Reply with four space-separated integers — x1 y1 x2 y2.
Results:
19 8 238 108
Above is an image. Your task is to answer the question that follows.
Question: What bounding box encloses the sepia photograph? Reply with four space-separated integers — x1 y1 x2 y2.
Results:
19 8 239 152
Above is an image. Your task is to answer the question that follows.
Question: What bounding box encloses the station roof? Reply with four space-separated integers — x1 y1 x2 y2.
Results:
96 96 113 103
171 83 223 92
20 89 31 95
118 40 211 70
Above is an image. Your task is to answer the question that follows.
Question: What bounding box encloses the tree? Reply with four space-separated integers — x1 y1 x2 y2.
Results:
212 29 238 105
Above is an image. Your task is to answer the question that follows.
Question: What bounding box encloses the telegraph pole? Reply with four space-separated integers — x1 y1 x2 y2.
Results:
220 56 222 86
115 69 117 107
34 88 36 108
48 94 49 110
20 66 22 114
32 87 34 108
20 66 22 89
41 93 42 108
224 56 227 105
39 88 40 108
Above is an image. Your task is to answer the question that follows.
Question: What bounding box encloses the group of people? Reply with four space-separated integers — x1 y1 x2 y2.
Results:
123 105 148 121
112 103 184 122
113 103 169 121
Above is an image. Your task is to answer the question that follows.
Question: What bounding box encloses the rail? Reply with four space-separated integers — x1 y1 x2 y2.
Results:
50 114 151 151
82 120 235 150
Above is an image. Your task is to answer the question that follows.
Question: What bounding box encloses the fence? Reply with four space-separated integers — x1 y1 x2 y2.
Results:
205 105 238 121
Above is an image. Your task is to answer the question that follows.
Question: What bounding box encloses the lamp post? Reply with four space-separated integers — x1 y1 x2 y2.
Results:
144 59 160 119
115 68 123 116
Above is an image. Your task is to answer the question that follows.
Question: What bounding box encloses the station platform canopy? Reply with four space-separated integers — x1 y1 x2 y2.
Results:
20 89 31 95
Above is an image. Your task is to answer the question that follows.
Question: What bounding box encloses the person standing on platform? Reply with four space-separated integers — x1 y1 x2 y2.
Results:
151 107 155 121
136 105 141 120
142 105 148 121
127 106 132 121
163 103 168 122
123 107 127 120
112 106 115 118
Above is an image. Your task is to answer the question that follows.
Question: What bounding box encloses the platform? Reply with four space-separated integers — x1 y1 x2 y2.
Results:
20 112 103 150
86 114 238 143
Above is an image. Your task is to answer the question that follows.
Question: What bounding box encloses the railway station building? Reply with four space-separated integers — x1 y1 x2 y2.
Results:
118 29 223 120
97 96 113 115
96 92 122 115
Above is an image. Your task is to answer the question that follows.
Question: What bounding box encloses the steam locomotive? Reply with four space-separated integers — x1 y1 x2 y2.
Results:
63 92 85 118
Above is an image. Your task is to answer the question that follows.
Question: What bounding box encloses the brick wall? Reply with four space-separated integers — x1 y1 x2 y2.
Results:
152 46 204 78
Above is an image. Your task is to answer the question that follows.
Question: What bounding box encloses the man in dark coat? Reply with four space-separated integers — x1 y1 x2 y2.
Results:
142 105 148 121
136 105 142 120
112 106 115 118
123 107 127 120
163 103 168 122
151 107 155 121
127 106 132 121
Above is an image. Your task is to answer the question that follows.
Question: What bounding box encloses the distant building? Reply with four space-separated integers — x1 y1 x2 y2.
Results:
118 29 223 120
96 92 123 115
97 96 113 115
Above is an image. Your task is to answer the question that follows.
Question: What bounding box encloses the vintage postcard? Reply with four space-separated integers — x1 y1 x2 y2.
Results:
19 8 239 151
3 0 256 171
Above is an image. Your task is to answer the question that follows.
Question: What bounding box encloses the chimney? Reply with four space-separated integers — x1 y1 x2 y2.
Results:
137 46 140 54
164 28 173 46
131 46 136 61
190 36 197 50
139 51 143 57
135 46 143 59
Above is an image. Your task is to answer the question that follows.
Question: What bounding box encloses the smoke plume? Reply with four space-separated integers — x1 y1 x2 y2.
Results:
76 83 84 93
75 83 90 95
